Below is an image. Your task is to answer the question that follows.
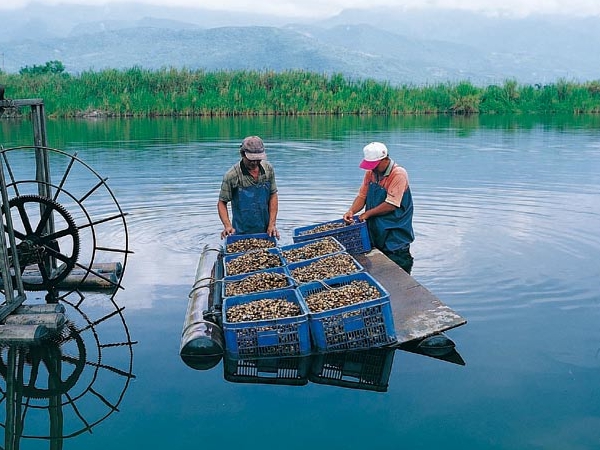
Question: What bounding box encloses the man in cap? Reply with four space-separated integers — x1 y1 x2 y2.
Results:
218 136 280 239
343 142 414 273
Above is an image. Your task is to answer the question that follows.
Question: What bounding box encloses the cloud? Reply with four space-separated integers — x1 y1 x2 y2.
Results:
2 0 600 17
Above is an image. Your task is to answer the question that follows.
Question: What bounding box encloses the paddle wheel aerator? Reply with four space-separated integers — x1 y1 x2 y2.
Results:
1 145 131 302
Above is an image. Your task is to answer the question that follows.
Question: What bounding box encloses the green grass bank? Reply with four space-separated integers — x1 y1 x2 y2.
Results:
2 67 600 118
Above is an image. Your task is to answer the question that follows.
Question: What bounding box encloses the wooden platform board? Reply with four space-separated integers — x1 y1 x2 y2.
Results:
355 249 466 344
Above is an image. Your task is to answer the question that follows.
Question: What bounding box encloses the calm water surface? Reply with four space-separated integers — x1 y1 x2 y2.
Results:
1 115 600 449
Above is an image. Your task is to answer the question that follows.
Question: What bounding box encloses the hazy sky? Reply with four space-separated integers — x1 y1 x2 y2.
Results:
2 0 600 18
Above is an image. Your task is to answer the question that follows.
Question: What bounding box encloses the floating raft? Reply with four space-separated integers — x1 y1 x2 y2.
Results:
354 250 466 343
180 245 467 369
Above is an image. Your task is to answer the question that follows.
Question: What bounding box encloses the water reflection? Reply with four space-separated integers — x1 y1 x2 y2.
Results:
0 295 135 449
223 355 311 387
309 349 394 392
398 339 466 366
222 348 396 392
184 344 465 392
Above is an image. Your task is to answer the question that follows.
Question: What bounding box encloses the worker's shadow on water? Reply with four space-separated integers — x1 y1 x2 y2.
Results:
184 336 464 392
0 295 136 449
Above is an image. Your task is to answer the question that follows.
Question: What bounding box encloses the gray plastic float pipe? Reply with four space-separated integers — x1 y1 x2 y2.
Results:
180 243 225 370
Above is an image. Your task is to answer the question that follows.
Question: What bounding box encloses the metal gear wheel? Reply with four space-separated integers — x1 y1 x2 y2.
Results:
5 194 80 291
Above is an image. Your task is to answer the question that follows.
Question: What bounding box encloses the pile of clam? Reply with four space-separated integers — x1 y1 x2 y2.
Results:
226 298 301 323
225 249 282 276
282 237 342 263
304 280 381 313
298 221 349 236
290 253 359 283
226 237 276 254
224 271 290 297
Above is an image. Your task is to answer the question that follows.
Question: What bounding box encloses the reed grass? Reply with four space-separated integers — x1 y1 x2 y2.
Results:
2 68 600 118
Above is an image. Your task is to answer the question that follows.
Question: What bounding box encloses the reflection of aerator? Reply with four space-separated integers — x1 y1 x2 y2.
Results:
0 297 135 448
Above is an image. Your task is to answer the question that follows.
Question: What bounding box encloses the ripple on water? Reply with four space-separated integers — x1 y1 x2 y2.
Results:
413 182 600 318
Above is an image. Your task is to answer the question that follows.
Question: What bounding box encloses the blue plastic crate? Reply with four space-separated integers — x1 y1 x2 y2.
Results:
292 216 371 255
222 288 312 358
221 266 293 299
224 233 278 255
297 272 397 352
223 247 284 277
280 236 346 265
287 252 364 284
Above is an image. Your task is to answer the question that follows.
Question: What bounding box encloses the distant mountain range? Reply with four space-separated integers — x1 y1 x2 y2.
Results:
2 2 600 85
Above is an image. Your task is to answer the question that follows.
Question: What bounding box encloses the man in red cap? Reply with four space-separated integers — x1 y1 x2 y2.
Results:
343 142 414 273
218 136 280 239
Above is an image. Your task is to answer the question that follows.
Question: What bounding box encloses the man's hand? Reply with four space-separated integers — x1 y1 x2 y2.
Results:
221 226 235 239
343 211 355 223
267 225 280 240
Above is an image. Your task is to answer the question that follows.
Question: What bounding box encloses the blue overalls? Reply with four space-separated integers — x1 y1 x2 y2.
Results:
231 169 271 235
366 169 414 271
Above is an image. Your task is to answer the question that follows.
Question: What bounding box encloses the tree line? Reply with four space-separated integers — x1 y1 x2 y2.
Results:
1 62 600 118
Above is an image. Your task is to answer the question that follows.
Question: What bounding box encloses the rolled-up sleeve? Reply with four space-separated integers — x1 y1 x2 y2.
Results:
384 169 408 207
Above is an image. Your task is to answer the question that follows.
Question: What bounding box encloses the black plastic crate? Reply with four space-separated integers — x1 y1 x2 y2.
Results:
309 348 395 392
224 355 311 386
